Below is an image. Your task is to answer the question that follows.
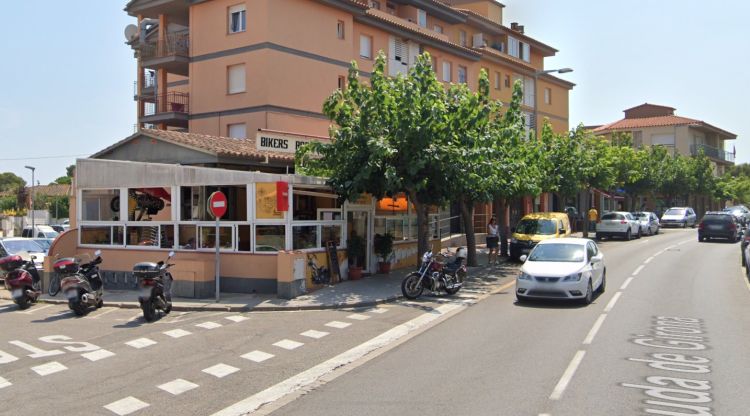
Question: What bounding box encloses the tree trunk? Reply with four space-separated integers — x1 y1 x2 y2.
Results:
411 197 430 265
499 198 509 256
459 198 477 267
581 189 590 238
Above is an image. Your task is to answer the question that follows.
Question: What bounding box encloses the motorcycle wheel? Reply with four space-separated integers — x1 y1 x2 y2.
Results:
48 275 61 297
15 296 31 310
401 273 424 300
444 279 461 295
96 298 104 309
142 299 157 322
69 300 86 316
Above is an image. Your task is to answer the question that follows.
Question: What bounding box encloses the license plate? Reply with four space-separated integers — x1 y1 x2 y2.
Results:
65 290 78 300
11 289 22 298
140 288 153 298
708 225 723 230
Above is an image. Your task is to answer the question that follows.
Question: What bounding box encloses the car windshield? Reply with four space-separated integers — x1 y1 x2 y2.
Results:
528 244 585 263
665 209 685 216
4 240 45 254
634 213 649 219
515 219 557 235
32 239 52 250
42 231 58 238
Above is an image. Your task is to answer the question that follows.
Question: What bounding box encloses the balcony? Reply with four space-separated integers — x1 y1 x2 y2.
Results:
138 31 189 76
690 143 735 164
139 92 189 128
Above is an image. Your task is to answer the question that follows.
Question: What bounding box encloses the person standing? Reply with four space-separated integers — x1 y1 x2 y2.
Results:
588 206 598 232
487 217 499 265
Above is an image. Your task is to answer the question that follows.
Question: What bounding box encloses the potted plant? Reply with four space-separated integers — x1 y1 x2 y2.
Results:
374 233 394 274
346 234 366 280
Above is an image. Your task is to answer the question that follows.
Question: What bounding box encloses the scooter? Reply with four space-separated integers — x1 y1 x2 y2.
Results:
58 250 103 316
0 254 41 310
135 251 175 322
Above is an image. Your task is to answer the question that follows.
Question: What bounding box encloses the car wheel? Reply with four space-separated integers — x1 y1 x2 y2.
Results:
597 269 606 294
655 226 660 235
516 294 528 304
682 221 687 228
637 228 642 239
581 280 594 305
625 229 632 240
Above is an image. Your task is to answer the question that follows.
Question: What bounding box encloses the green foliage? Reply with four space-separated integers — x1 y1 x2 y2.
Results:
53 176 72 185
346 234 366 267
373 233 394 261
0 172 25 193
0 196 17 211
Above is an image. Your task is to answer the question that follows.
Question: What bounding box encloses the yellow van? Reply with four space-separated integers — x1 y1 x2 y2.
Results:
510 212 572 260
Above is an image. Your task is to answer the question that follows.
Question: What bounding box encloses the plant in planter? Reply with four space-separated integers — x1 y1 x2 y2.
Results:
346 234 366 280
374 233 394 274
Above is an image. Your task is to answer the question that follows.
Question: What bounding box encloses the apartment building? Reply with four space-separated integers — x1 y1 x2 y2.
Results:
127 0 574 144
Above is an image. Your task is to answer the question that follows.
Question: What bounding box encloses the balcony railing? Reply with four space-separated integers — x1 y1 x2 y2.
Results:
142 92 189 116
690 143 735 163
140 31 189 61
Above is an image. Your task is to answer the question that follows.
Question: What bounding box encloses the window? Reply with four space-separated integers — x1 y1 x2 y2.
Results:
81 189 119 221
228 4 246 34
459 30 467 47
337 20 345 39
126 188 171 221
508 36 519 58
293 188 340 221
360 34 372 59
369 0 380 9
633 131 643 148
180 186 247 221
442 61 452 82
125 225 160 247
80 226 124 245
433 24 443 34
495 72 501 89
255 225 285 252
544 88 551 105
504 74 510 88
199 225 233 250
228 123 246 139
293 226 318 250
227 64 246 94
338 75 346 90
458 66 467 84
178 224 197 249
417 9 427 27
521 43 530 63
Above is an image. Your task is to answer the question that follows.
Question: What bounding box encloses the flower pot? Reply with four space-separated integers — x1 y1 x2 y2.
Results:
378 262 391 274
348 266 363 280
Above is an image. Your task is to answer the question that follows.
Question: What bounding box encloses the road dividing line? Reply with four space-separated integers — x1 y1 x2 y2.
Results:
212 303 462 416
583 314 607 345
549 350 586 400
644 256 654 264
604 292 622 313
632 265 645 276
620 277 634 290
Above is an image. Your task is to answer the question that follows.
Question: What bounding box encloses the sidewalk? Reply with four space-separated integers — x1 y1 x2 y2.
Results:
0 250 517 313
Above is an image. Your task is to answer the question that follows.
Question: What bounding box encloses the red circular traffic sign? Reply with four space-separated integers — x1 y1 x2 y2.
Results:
208 191 227 219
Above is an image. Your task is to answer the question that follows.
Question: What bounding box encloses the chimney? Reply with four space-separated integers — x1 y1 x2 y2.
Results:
510 22 525 34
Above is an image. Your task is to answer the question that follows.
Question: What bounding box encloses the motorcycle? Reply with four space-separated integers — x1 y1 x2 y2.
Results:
57 250 104 316
134 251 175 322
401 247 467 300
0 253 42 310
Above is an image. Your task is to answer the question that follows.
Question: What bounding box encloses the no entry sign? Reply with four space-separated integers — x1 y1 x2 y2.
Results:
208 191 228 219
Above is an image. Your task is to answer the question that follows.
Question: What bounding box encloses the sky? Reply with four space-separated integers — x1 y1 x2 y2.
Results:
1 0 749 185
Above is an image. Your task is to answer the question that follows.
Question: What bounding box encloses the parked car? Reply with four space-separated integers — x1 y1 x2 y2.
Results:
722 205 750 227
742 228 750 267
516 238 606 304
21 225 59 239
61 219 70 231
509 212 572 260
30 238 55 254
596 211 641 240
50 225 65 233
632 211 660 236
698 212 739 242
660 207 697 228
0 238 46 272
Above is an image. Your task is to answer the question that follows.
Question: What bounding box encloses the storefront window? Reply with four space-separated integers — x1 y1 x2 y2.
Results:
81 225 123 245
178 224 197 250
293 187 340 221
237 225 251 252
293 225 318 250
255 183 285 220
160 224 175 249
255 225 285 252
181 185 247 221
126 225 160 247
199 226 233 249
321 225 342 247
81 189 119 221
127 188 171 221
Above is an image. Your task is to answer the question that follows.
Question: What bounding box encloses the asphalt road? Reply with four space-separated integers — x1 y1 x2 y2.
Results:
270 228 750 416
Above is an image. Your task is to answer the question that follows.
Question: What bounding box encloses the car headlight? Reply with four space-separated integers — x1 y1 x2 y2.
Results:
518 272 532 280
563 272 582 282
510 238 518 244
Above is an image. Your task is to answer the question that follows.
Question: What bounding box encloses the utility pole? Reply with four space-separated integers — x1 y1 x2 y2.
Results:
24 166 36 234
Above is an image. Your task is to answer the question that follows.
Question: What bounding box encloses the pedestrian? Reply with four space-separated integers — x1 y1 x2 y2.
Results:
487 216 499 265
588 206 598 232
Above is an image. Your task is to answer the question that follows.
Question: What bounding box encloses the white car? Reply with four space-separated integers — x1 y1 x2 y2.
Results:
515 238 606 304
596 211 641 240
0 238 46 271
632 211 660 236
661 207 697 228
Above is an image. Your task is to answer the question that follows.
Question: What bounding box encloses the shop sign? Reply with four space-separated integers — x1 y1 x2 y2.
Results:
255 132 316 154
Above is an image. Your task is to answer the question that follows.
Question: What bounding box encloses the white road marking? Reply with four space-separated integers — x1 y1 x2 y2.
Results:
163 329 192 339
300 330 329 339
367 307 389 314
158 379 199 395
203 363 240 378
225 315 249 323
20 304 52 315
604 292 622 313
117 313 142 322
196 321 223 329
104 397 149 415
346 313 370 321
632 265 645 276
324 321 351 329
211 303 462 416
31 361 68 376
273 339 304 350
125 338 157 349
640 239 651 243
644 256 654 264
0 376 11 389
620 277 634 290
9 340 64 358
583 314 608 345
550 350 586 400
241 350 275 363
0 349 19 364
82 349 115 362
86 307 118 319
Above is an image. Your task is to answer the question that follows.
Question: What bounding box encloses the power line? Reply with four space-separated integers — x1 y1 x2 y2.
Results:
0 154 89 161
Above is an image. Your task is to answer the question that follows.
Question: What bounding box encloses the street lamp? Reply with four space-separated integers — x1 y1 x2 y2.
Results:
24 165 35 234
532 67 573 135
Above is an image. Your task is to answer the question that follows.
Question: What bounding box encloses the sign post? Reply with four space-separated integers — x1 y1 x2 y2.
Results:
207 191 227 302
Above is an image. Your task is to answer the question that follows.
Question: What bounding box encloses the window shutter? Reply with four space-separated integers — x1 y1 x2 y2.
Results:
508 37 519 58
360 35 371 58
228 64 246 94
522 43 531 62
228 123 246 139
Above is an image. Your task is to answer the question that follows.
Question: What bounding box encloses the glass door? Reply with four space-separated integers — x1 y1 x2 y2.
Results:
347 210 370 272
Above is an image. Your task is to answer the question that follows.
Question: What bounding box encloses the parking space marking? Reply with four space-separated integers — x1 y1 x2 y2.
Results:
196 321 223 329
82 349 116 362
0 376 11 389
273 339 304 350
203 363 240 378
104 397 150 416
9 340 64 358
632 265 645 276
31 361 68 376
86 307 119 319
158 378 199 396
550 350 586 400
300 330 329 339
583 314 607 345
163 329 192 339
346 313 370 321
19 304 52 315
225 315 249 323
620 277 634 290
125 338 157 349
241 350 275 363
604 292 622 313
366 307 389 314
324 321 351 329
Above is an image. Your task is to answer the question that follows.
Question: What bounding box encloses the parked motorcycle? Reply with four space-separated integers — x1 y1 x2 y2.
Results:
134 251 175 322
0 253 42 310
57 250 104 316
401 247 467 300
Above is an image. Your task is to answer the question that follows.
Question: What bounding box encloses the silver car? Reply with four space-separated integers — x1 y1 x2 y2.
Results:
632 212 660 236
596 211 641 240
661 207 697 228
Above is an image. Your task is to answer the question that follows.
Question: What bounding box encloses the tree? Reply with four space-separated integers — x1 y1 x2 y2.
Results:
0 172 25 193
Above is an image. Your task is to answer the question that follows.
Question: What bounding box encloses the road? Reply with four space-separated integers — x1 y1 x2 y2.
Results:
1 228 748 415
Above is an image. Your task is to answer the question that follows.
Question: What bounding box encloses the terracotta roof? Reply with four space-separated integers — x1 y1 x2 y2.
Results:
0 184 71 198
476 44 536 72
593 116 737 139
